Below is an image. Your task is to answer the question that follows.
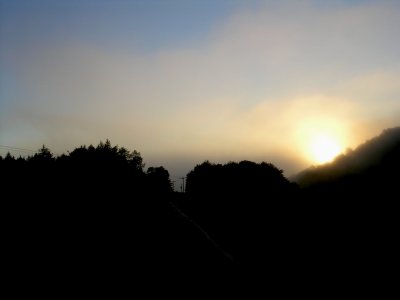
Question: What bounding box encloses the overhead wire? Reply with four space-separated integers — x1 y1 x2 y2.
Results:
0 145 37 155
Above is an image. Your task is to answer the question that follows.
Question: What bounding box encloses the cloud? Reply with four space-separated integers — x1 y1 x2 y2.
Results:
2 0 400 176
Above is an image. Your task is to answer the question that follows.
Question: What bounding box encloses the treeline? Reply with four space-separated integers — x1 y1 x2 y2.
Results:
2 129 399 283
0 139 173 199
2 140 235 280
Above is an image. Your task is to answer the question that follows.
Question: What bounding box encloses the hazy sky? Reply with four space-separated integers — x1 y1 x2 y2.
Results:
1 0 400 178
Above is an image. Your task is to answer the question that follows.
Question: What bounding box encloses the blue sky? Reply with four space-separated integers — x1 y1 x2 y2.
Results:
1 0 400 177
1 0 241 51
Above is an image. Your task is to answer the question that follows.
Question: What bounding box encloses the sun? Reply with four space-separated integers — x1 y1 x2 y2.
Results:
294 116 348 165
309 134 342 164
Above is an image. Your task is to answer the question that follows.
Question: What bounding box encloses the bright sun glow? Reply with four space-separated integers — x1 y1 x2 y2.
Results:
294 115 347 165
309 135 342 164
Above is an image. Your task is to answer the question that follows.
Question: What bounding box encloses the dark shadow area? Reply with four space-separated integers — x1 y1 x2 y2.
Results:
1 140 233 289
2 127 399 288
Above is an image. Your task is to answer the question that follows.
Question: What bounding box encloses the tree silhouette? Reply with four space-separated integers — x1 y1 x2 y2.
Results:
146 166 173 195
2 129 398 278
183 160 299 266
186 160 293 198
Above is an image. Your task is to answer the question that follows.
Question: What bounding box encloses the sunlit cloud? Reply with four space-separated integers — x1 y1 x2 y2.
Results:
1 0 400 176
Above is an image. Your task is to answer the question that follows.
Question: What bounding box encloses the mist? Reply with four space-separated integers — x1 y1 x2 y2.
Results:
2 1 400 178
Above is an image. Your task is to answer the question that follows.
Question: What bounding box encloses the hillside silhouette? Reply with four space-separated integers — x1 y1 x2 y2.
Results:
290 127 399 285
294 126 400 197
2 129 398 286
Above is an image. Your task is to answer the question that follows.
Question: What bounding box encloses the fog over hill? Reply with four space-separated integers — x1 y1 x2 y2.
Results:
293 126 400 191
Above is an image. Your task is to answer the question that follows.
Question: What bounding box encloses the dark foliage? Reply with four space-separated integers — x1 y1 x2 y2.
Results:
2 128 398 288
182 160 298 267
186 160 296 197
1 141 231 288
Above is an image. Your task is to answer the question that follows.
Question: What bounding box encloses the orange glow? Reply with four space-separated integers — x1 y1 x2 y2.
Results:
309 134 342 164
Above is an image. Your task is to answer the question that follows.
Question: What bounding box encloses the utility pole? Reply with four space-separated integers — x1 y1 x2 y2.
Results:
171 180 175 191
180 177 185 193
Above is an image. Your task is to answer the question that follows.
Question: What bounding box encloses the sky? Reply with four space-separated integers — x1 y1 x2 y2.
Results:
1 0 400 179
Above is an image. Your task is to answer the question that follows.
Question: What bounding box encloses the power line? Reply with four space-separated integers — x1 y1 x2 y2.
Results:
0 145 37 153
169 202 234 262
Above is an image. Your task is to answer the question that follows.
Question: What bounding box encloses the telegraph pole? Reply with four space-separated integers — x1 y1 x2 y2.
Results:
180 176 185 193
171 180 175 191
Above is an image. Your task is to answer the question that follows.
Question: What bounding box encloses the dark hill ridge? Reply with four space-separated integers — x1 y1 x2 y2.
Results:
293 126 400 191
284 127 400 290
